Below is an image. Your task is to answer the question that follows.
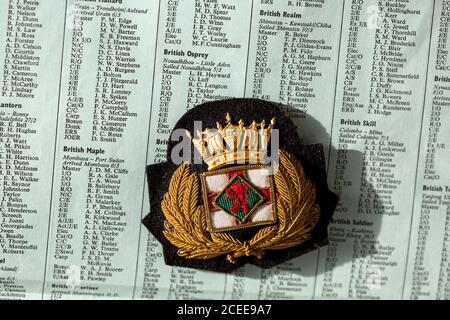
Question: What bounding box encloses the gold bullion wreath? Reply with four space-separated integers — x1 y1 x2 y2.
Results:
161 149 320 263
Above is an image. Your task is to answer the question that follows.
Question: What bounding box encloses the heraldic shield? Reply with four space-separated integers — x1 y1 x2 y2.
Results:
142 98 337 272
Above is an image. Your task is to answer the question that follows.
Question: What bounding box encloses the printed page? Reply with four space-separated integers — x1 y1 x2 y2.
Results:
0 0 449 300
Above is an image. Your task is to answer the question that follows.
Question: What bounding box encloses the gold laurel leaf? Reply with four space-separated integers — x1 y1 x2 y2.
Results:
161 150 321 262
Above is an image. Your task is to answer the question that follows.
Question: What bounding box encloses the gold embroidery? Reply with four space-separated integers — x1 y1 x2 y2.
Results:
191 113 276 171
161 149 320 263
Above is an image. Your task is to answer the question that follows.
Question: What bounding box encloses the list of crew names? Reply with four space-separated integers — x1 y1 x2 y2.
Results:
0 0 449 300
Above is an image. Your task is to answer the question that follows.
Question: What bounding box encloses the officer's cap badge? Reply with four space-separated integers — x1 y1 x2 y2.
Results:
143 99 337 272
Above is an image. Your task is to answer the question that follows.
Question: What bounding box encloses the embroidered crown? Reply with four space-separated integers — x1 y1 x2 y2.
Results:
192 113 276 170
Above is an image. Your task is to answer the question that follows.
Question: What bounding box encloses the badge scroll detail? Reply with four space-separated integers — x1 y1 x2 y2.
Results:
161 149 320 263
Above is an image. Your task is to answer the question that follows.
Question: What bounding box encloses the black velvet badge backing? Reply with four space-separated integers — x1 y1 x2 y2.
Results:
142 98 338 272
